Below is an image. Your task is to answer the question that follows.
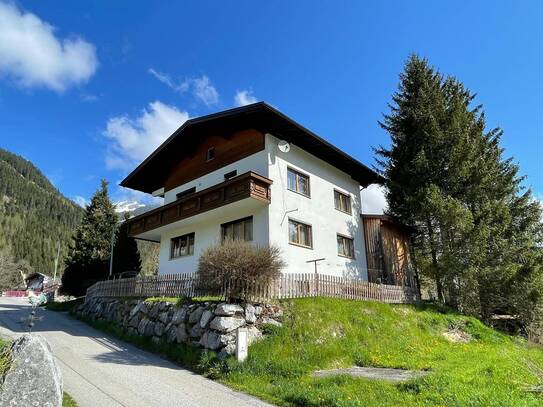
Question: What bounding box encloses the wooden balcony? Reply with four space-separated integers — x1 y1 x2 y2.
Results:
127 171 272 236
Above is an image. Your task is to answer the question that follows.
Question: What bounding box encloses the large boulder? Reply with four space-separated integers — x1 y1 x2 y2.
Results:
137 318 149 335
154 321 165 337
210 316 245 332
199 310 214 328
0 334 63 407
188 306 205 324
171 308 188 324
245 304 256 324
176 323 188 343
200 331 230 350
215 303 243 316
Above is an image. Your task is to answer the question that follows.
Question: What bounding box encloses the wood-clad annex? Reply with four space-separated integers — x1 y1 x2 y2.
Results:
362 215 413 286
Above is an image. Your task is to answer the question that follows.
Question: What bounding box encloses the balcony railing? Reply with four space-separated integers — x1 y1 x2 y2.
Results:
127 171 272 236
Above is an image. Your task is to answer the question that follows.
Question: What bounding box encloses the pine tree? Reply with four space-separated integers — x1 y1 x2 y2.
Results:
377 55 543 327
61 180 119 296
112 212 141 275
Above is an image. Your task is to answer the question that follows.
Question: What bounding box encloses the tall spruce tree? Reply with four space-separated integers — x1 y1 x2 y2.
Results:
61 180 119 295
112 212 141 275
377 55 543 327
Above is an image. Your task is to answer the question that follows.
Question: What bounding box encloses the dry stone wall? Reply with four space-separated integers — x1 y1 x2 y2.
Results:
74 297 283 357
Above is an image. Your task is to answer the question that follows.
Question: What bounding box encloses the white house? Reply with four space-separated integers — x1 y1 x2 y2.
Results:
122 102 382 278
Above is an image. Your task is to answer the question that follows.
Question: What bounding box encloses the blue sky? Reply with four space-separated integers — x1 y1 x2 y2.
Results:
1 1 542 209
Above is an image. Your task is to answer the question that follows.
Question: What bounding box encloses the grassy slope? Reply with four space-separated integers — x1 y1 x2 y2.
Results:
219 298 543 406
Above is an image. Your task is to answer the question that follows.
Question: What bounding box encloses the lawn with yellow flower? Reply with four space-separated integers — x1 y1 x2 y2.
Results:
214 297 543 406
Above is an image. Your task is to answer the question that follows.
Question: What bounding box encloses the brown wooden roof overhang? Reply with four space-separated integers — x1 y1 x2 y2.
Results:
120 102 384 194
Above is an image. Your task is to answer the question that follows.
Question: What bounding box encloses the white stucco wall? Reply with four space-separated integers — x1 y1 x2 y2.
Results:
152 133 369 279
158 199 269 275
266 134 368 278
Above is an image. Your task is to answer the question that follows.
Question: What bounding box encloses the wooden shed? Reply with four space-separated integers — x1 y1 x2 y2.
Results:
362 215 415 287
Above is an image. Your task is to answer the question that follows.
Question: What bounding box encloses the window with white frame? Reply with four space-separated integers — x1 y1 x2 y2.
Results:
337 234 355 258
170 232 195 259
288 219 313 248
334 190 352 214
287 167 310 197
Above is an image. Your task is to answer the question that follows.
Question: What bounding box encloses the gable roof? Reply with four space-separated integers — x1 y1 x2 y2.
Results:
121 102 383 193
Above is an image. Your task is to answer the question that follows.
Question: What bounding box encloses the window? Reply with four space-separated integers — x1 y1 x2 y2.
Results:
288 219 313 248
176 186 196 200
206 147 215 162
221 216 253 241
170 233 195 259
224 170 237 180
337 234 355 258
334 190 352 214
287 168 310 197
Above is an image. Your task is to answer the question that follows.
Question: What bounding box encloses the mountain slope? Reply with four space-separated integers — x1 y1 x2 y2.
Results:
0 148 83 276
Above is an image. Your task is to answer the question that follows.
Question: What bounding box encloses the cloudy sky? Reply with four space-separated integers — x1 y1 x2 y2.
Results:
1 1 542 212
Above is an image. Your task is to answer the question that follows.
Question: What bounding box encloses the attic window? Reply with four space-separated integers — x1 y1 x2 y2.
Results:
206 147 215 162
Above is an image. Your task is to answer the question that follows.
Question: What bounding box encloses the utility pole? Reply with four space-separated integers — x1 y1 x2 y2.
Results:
109 219 123 279
109 227 116 279
53 241 61 283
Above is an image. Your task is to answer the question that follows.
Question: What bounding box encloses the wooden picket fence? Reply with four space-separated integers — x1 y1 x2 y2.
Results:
86 272 418 304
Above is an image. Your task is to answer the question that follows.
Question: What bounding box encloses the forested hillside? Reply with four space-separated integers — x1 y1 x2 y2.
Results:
0 148 83 276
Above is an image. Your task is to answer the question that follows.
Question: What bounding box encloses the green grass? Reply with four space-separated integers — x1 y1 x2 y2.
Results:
215 298 543 406
65 297 543 406
145 296 222 305
0 338 11 378
77 314 204 369
44 298 83 312
62 392 78 407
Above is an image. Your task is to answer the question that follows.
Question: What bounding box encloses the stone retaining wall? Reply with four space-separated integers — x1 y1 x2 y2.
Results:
74 297 283 357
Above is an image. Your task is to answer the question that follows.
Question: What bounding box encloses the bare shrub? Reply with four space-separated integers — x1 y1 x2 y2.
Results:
196 240 285 298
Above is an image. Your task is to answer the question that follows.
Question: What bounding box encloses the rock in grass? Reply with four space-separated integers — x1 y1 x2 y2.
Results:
261 317 282 327
0 334 63 407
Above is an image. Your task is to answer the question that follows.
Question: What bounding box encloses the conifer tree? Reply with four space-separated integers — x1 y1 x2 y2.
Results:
377 55 543 327
61 180 119 295
112 212 141 275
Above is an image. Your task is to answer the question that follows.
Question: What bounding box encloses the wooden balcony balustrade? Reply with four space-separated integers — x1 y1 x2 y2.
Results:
127 171 272 236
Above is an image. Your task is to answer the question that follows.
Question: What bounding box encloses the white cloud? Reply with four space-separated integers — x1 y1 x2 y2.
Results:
234 89 257 106
148 68 188 93
148 69 218 106
361 184 388 214
103 101 189 170
73 195 89 208
0 2 98 91
80 93 98 102
191 75 218 106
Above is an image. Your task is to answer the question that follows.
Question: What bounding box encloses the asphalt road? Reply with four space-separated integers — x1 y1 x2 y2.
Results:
0 297 271 407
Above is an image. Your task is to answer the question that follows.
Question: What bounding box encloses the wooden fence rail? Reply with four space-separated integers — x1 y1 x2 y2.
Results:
86 272 418 304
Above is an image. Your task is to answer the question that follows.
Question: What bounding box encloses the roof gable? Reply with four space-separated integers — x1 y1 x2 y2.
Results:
121 102 382 193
